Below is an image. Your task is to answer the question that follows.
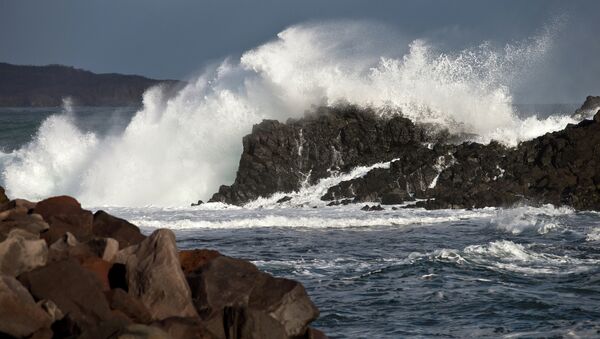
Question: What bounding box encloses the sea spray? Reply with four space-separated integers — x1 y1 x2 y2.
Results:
1 22 576 206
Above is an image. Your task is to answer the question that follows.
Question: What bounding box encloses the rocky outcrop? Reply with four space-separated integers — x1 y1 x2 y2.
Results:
209 99 600 211
572 95 600 120
0 194 323 338
210 105 442 205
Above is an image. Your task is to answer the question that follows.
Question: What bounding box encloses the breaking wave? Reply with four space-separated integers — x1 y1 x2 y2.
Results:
0 21 576 206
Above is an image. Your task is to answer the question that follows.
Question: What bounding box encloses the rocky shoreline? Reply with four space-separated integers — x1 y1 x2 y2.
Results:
0 193 325 338
209 97 600 211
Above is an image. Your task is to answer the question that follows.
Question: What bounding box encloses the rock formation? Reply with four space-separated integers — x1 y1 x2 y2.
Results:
210 98 600 211
572 95 600 120
0 192 324 338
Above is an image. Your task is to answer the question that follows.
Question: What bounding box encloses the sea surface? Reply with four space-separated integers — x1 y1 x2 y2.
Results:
3 106 600 338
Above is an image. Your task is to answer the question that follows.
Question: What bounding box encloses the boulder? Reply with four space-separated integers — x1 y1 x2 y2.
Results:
114 229 198 320
0 186 8 205
18 257 113 331
116 324 172 339
0 274 52 337
81 256 112 291
0 212 50 241
0 198 36 214
48 232 119 263
186 255 319 338
34 196 94 245
151 317 215 339
105 288 153 324
93 210 146 249
381 190 410 205
0 229 48 276
179 249 221 274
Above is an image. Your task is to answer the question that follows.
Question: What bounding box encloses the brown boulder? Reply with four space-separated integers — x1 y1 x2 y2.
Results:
93 210 146 249
81 257 112 291
0 212 50 241
179 249 221 274
0 229 48 276
116 324 172 339
0 186 8 205
186 255 319 338
0 274 52 337
19 257 113 330
48 233 118 263
105 288 153 324
34 196 94 245
151 317 215 339
115 229 198 320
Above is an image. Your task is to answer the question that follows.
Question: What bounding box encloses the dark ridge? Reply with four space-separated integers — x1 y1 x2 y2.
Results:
0 62 182 107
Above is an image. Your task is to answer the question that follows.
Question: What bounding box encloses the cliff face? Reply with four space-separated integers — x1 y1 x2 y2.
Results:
0 62 180 107
210 101 600 211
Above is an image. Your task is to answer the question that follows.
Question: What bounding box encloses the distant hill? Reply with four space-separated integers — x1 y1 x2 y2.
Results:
0 62 181 107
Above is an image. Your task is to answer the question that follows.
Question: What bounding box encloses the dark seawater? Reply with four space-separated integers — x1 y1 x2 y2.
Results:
107 205 600 339
0 107 137 152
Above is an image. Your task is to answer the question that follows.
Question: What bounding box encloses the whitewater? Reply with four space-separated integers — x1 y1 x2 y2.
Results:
1 22 599 338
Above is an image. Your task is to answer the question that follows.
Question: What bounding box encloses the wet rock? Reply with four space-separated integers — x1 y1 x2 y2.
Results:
210 105 436 205
93 210 145 249
191 200 204 207
381 190 411 205
18 257 113 331
277 196 293 204
361 204 384 211
572 95 600 120
0 274 52 337
114 229 198 320
34 195 94 245
0 229 48 276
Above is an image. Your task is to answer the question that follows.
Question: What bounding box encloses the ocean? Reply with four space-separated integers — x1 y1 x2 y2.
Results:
1 105 599 338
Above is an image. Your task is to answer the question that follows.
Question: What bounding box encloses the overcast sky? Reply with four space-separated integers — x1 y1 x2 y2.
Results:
1 0 599 103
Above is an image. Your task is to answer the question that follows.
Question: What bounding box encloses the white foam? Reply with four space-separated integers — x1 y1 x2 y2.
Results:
462 240 597 275
1 22 576 207
586 227 600 241
490 204 573 235
243 159 398 209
